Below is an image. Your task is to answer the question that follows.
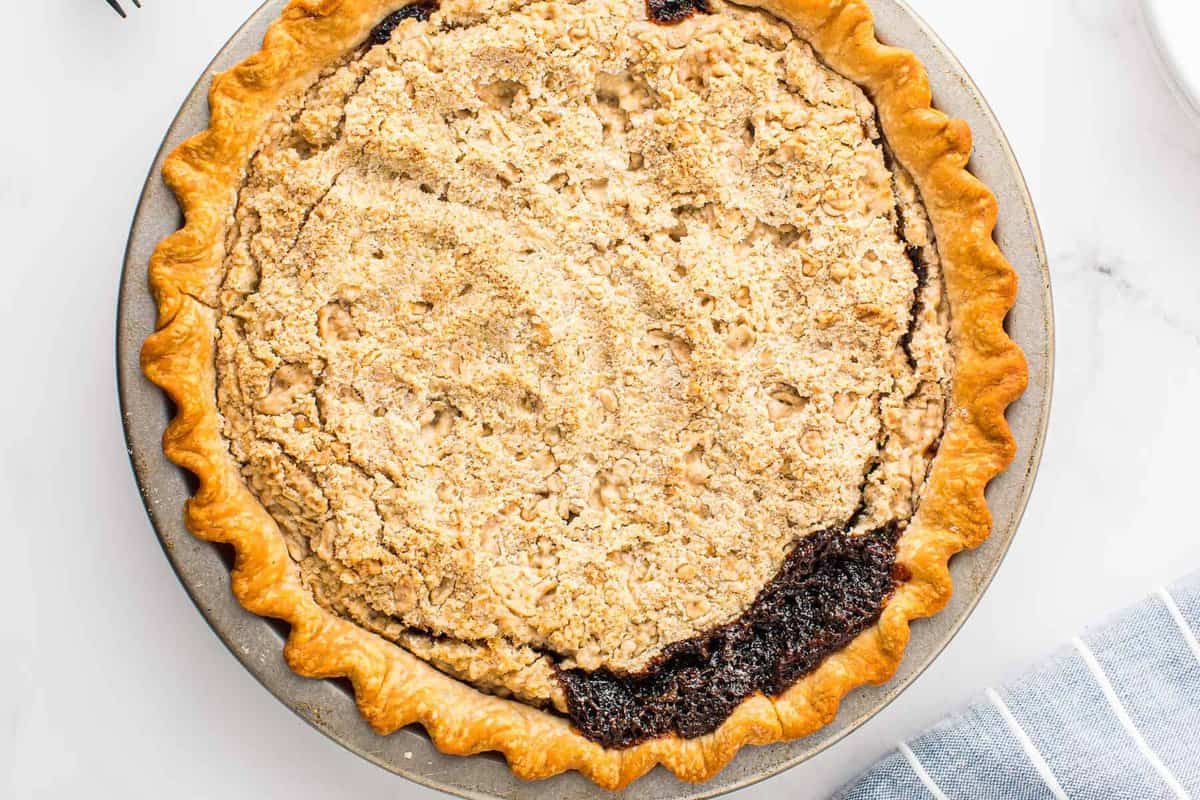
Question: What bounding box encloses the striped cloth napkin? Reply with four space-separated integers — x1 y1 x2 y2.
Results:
835 573 1200 800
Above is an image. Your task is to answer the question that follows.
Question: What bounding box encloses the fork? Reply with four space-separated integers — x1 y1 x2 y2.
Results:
105 0 141 17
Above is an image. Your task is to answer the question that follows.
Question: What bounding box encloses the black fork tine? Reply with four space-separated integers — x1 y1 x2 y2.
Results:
106 0 141 17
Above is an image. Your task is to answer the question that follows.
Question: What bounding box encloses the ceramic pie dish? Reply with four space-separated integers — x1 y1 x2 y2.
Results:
118 0 1052 794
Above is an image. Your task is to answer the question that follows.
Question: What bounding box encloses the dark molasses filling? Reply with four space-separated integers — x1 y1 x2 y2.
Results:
878 141 933 368
557 524 900 748
368 1 439 46
646 0 711 25
898 245 929 368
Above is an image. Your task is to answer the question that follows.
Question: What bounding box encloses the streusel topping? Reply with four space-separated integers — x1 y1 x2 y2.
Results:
214 0 951 709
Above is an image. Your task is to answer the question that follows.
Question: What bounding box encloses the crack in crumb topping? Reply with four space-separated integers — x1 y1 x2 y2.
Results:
213 0 952 712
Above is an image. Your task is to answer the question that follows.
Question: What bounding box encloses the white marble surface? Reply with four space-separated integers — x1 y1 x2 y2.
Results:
3 0 1199 797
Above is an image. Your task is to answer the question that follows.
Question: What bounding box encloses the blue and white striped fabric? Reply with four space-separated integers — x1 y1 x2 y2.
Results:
836 574 1200 800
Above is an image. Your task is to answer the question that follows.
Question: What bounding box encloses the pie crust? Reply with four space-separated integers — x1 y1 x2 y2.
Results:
143 0 1027 787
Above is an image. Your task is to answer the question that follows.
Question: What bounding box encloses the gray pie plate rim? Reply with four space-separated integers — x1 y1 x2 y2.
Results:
116 0 1055 797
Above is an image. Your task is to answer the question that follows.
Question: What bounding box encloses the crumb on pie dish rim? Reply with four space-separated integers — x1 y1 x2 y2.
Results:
141 0 1028 788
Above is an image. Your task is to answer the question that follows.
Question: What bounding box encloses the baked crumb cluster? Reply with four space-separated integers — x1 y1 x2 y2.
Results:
214 0 951 709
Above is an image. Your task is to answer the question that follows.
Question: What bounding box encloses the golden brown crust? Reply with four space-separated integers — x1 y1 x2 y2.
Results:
142 0 1027 788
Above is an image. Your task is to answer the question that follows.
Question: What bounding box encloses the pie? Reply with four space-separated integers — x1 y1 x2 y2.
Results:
142 0 1026 787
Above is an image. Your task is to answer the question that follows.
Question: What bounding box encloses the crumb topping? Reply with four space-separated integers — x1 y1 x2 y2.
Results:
214 0 951 709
